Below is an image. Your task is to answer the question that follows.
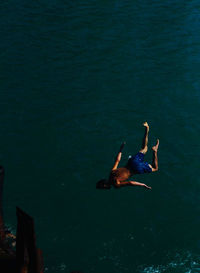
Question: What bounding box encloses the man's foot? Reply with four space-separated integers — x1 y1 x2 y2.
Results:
143 121 149 129
152 139 159 152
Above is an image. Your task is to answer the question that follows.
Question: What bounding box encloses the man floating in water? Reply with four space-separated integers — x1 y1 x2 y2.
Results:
96 122 159 189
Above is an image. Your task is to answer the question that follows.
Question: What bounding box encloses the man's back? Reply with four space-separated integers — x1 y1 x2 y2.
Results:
109 168 131 186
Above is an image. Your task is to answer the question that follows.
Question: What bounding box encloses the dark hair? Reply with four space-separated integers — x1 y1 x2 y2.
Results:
96 179 111 189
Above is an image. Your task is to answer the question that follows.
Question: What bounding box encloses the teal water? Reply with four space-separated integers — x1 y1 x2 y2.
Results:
1 0 200 272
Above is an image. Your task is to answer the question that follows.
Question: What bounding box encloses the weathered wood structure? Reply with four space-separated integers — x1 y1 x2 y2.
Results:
0 166 5 241
0 166 44 273
16 207 44 273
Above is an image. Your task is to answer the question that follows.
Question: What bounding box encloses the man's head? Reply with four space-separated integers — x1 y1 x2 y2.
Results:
96 179 111 189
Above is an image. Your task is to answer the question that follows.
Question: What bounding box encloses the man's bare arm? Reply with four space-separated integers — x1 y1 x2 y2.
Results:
112 142 126 170
116 180 152 189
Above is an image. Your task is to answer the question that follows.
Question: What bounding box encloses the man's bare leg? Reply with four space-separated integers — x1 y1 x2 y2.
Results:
150 139 159 172
140 122 149 154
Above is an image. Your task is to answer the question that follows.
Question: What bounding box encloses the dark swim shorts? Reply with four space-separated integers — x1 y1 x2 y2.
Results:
126 152 152 174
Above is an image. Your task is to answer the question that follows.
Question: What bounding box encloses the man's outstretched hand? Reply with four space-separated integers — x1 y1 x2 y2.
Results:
144 184 152 190
119 142 126 152
130 181 152 190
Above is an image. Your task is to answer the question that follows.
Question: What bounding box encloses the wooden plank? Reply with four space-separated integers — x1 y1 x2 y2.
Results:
16 207 43 273
0 166 5 241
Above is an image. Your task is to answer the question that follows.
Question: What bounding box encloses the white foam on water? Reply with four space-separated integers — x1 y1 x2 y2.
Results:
138 251 200 273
